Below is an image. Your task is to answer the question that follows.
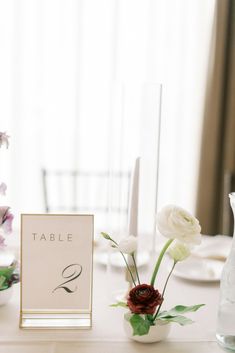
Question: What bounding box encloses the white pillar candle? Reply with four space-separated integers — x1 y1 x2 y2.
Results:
128 157 140 237
126 157 140 285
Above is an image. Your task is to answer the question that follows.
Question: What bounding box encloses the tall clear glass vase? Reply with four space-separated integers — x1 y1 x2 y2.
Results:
216 193 235 350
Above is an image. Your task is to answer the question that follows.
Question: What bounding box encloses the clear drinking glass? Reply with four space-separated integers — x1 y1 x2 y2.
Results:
216 193 235 350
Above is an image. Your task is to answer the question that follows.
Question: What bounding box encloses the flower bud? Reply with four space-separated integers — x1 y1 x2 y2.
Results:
101 232 111 240
117 235 137 254
168 241 191 262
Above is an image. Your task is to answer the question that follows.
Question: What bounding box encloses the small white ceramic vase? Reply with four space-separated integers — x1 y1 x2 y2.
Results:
0 286 13 306
123 317 171 343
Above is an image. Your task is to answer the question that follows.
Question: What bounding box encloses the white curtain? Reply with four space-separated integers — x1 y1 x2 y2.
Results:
0 0 216 236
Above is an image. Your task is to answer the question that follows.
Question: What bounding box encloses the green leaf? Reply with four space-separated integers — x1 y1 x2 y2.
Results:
159 304 205 317
110 301 128 308
0 275 6 288
158 315 194 326
130 314 151 336
145 314 154 324
156 310 168 318
0 263 16 279
155 304 205 326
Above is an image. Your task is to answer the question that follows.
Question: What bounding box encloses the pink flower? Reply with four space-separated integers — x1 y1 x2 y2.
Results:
0 206 14 234
0 235 6 249
0 206 8 224
0 132 10 148
0 182 7 196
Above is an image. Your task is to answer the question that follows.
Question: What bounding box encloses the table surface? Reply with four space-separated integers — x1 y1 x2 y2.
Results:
0 241 226 353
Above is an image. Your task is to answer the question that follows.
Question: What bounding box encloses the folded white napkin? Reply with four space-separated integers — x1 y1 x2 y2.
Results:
191 235 233 261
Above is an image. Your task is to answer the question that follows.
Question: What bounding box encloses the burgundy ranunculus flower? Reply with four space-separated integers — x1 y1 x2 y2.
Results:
127 284 163 315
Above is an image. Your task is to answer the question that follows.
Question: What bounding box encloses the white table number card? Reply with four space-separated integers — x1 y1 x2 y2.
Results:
20 214 93 329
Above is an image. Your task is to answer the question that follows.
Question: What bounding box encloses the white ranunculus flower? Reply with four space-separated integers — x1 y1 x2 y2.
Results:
156 205 201 245
168 241 191 262
117 235 137 254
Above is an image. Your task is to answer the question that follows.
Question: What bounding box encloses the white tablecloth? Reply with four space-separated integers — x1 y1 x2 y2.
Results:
0 245 226 353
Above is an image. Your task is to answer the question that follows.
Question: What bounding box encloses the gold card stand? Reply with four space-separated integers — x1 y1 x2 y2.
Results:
20 310 92 329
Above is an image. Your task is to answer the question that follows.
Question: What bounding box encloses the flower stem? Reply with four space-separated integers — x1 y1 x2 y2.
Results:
102 233 137 286
150 238 174 286
119 251 137 286
161 261 177 299
153 260 177 321
131 253 141 285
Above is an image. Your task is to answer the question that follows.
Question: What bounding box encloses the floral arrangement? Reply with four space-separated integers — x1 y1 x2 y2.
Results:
101 205 205 337
0 132 19 291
